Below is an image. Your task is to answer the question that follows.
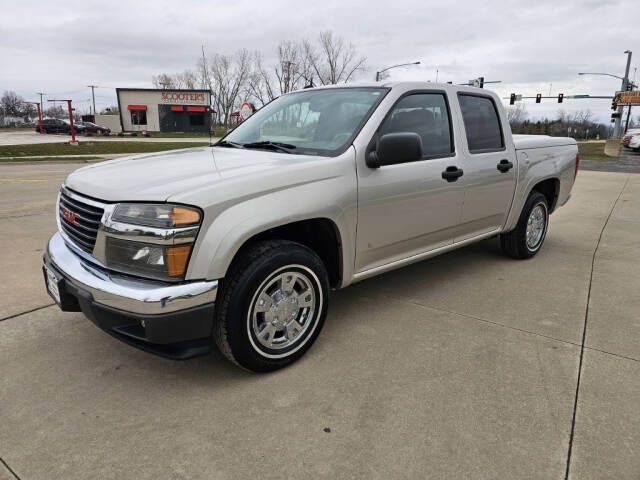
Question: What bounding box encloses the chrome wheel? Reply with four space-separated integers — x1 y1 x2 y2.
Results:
526 203 547 251
248 265 320 357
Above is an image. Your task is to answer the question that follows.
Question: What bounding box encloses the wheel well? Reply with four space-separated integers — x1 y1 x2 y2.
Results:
235 218 343 287
531 178 559 212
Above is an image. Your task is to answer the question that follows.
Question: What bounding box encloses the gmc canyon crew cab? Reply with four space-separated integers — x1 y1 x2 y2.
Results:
43 82 579 372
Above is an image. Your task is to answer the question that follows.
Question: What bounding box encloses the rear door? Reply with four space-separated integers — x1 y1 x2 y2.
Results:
453 92 517 241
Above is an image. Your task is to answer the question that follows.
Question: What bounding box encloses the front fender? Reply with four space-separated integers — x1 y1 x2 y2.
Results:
186 166 357 288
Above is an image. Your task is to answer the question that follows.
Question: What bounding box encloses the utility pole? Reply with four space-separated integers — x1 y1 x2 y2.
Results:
87 85 97 115
37 92 46 117
613 50 632 138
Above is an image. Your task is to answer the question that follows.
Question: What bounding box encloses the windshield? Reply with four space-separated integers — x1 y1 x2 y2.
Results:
222 87 388 156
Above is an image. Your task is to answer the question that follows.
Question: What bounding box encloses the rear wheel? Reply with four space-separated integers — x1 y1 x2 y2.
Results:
213 240 329 372
500 191 549 259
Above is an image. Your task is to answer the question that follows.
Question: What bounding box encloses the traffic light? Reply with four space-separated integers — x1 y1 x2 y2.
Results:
509 93 516 105
536 94 542 103
557 93 564 103
611 112 621 119
611 101 617 110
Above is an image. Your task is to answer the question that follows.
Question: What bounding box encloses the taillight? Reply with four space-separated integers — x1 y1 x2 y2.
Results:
574 153 580 179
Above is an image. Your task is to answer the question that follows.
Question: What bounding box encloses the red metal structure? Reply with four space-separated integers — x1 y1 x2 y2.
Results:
23 101 43 134
48 99 77 143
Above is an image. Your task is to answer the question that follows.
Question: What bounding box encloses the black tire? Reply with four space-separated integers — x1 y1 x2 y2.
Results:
500 191 549 259
213 240 329 372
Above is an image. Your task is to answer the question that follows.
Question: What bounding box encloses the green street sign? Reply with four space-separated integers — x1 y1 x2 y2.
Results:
572 95 590 98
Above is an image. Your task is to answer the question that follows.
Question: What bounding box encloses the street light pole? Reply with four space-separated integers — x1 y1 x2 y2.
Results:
578 50 633 138
375 61 420 81
615 51 633 138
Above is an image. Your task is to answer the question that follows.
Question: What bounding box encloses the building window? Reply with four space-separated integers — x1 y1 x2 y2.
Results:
130 110 147 126
189 114 204 126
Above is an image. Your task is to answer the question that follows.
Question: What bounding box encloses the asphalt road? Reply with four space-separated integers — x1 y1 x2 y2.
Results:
1 163 639 479
0 130 212 145
580 146 640 173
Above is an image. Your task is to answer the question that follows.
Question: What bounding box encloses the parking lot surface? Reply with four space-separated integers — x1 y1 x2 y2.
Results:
1 162 638 479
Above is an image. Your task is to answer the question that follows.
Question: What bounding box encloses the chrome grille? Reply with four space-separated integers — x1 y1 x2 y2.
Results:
58 190 104 253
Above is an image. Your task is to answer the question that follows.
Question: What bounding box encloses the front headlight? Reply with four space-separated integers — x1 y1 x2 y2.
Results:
105 203 202 281
111 203 200 228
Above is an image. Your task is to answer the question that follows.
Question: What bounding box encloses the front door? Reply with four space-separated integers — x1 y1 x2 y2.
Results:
355 91 465 273
453 93 517 241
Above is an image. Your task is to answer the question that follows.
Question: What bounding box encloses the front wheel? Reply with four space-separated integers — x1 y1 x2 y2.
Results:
500 191 549 259
213 240 329 372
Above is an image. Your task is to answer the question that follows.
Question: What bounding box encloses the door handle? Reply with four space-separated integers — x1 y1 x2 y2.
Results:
497 159 514 173
441 166 464 182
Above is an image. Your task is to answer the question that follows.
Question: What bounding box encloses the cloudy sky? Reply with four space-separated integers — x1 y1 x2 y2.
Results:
2 0 638 123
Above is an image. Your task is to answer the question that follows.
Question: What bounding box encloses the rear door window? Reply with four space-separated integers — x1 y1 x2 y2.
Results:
458 94 504 153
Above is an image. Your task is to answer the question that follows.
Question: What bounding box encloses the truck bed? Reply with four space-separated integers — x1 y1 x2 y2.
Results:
512 134 576 150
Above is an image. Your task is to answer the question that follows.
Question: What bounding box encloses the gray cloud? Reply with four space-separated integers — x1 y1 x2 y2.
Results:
1 0 637 122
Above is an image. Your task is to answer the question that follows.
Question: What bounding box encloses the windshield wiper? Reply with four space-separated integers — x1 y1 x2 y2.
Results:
214 140 243 148
242 141 297 153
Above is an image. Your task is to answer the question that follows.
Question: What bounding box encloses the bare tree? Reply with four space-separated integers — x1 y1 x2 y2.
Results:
208 49 251 127
100 105 120 115
43 105 66 119
152 73 176 89
303 31 366 85
246 51 277 107
246 41 315 107
506 102 527 127
1 91 25 117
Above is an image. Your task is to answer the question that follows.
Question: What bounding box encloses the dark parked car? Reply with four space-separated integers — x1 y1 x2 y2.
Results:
77 121 110 135
36 119 70 134
36 119 86 134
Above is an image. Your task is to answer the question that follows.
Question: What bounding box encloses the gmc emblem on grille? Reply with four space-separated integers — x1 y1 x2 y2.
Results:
61 207 80 226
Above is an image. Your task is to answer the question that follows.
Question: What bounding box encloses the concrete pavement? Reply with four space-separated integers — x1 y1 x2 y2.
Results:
0 164 638 479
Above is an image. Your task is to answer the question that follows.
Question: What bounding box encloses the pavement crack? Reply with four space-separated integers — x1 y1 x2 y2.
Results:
564 174 630 480
583 346 640 364
0 457 22 480
0 303 56 322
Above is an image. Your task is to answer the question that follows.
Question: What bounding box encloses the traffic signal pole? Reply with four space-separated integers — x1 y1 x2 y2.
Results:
613 51 632 138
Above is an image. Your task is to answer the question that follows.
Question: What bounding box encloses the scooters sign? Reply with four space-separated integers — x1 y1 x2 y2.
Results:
160 92 207 104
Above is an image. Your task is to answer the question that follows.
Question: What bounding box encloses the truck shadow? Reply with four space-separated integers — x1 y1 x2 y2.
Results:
84 237 514 385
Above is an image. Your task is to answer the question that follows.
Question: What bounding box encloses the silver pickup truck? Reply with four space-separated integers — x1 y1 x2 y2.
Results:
43 82 579 371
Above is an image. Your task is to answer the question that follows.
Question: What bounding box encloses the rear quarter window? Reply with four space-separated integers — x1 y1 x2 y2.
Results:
458 94 504 153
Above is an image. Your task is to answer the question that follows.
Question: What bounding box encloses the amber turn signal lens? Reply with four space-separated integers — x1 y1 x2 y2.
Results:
166 245 192 277
170 207 201 226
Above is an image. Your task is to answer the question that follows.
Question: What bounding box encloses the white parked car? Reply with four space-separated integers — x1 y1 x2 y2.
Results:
629 133 640 151
43 82 579 371
623 128 640 148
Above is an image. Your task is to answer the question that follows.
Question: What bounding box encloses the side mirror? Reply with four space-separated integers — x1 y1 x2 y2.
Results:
366 132 423 168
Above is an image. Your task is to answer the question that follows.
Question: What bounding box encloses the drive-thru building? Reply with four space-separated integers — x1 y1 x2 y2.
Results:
116 88 212 133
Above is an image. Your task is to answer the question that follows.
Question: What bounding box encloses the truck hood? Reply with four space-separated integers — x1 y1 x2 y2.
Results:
64 146 338 204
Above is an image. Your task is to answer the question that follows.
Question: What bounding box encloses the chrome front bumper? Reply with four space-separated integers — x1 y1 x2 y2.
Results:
46 232 218 315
